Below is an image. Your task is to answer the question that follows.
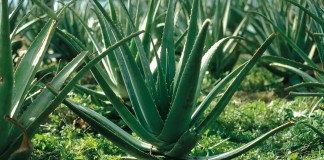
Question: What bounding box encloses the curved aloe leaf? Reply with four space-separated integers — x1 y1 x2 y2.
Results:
290 92 324 97
196 33 277 134
190 62 247 128
261 56 324 74
0 0 14 153
187 121 294 160
0 51 88 160
286 82 324 91
270 63 318 83
17 51 88 128
302 122 324 140
159 20 210 143
193 36 246 105
64 99 159 159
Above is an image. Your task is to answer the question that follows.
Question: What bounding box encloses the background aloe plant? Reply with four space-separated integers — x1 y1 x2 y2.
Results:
40 0 298 159
240 0 323 87
266 0 324 141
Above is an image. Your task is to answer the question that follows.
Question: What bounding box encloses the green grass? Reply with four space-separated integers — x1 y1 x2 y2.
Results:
30 65 324 159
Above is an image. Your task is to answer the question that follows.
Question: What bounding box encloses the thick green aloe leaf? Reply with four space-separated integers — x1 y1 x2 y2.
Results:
165 131 198 157
64 99 159 160
187 121 294 160
173 0 199 96
160 0 176 90
17 51 88 128
10 20 57 119
196 33 277 134
55 29 120 96
0 0 14 153
88 59 168 148
193 36 245 105
141 0 157 58
105 24 150 129
72 6 117 89
159 20 210 143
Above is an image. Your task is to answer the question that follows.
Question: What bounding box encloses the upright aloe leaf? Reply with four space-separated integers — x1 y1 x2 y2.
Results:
141 0 156 58
116 0 158 103
0 0 13 153
160 0 176 90
10 19 57 119
173 0 199 97
159 20 210 143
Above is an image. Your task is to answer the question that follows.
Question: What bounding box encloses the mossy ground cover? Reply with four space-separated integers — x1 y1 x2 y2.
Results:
30 65 324 160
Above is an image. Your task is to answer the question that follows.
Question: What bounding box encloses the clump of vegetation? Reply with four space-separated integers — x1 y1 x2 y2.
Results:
1 0 323 159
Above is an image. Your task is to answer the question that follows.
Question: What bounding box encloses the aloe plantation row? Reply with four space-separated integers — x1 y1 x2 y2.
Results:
0 0 323 159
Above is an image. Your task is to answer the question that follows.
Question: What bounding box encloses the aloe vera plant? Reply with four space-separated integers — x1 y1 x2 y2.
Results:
0 0 138 159
239 0 323 86
41 0 298 159
267 0 324 140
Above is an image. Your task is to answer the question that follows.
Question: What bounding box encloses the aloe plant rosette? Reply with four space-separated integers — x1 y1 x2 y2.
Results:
42 0 297 159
